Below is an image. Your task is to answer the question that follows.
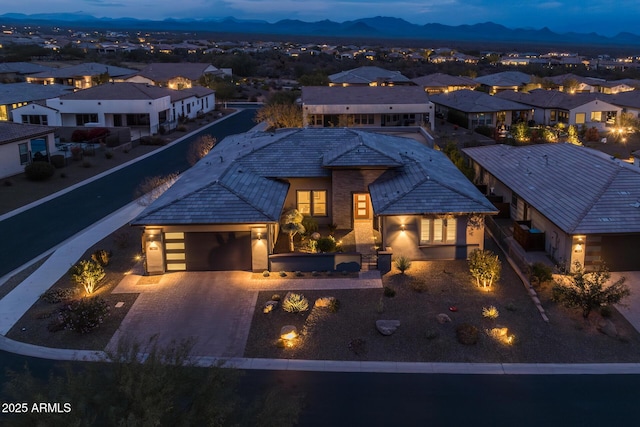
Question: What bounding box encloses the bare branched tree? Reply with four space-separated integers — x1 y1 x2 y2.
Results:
187 134 216 166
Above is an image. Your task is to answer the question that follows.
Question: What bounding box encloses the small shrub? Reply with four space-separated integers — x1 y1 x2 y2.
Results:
82 160 92 168
376 297 385 313
91 249 111 267
271 294 281 301
328 298 340 313
301 216 318 235
41 288 78 304
262 270 270 277
341 270 348 276
409 278 428 293
348 338 366 356
326 270 334 277
295 271 304 277
424 329 439 340
177 125 187 132
316 236 337 253
600 306 613 318
456 323 479 345
282 293 309 313
482 305 500 319
505 302 517 312
531 262 553 284
105 151 114 159
57 297 110 333
50 154 65 168
383 286 396 297
279 271 287 277
69 260 105 295
312 270 320 277
468 249 501 288
25 162 55 181
394 256 412 274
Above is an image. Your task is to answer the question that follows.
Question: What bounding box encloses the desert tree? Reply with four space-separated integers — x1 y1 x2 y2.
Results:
69 260 105 295
552 262 629 319
468 249 501 289
187 134 216 166
280 209 305 252
135 172 179 206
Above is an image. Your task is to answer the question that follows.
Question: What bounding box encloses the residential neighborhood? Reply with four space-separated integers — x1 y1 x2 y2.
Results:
2 14 640 426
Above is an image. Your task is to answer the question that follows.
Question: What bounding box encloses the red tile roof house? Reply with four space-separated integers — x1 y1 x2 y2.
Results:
464 143 640 271
0 122 57 179
131 128 496 274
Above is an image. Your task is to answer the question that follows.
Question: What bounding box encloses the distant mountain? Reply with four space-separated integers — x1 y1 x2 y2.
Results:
1 13 640 47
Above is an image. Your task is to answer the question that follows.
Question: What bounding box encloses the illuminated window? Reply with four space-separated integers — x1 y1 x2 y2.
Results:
0 105 7 121
297 190 327 216
590 111 602 122
420 218 457 244
575 112 586 124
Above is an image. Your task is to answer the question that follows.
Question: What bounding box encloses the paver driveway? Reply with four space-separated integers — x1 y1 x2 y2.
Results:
108 271 259 357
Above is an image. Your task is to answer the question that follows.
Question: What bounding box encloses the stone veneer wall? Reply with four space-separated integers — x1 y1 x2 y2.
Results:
331 169 386 229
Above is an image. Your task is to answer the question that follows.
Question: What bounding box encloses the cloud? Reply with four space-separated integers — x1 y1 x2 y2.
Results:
83 0 126 6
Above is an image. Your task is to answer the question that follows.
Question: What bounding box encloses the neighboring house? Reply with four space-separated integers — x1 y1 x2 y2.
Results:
411 73 479 94
0 122 56 179
544 73 638 94
0 62 57 82
328 66 413 87
430 89 532 129
464 143 640 271
301 86 435 130
474 71 536 94
496 89 621 130
43 82 215 134
0 82 74 122
125 63 229 89
606 90 640 119
131 128 496 274
25 63 137 88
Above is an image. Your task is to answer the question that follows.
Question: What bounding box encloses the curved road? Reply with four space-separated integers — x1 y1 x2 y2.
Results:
0 108 257 277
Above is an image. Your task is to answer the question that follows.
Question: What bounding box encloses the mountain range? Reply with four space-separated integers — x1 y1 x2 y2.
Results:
2 13 640 47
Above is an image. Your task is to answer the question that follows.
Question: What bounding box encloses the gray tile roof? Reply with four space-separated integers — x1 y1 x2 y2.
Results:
29 62 137 79
474 71 532 87
133 128 496 226
328 66 411 85
0 82 74 105
133 63 220 82
302 86 429 105
430 89 531 113
0 122 56 145
607 90 640 109
411 73 478 88
0 62 56 75
57 82 211 102
495 89 611 110
463 143 640 234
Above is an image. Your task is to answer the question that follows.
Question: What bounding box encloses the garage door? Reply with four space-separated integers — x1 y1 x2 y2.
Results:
600 235 640 271
184 232 251 271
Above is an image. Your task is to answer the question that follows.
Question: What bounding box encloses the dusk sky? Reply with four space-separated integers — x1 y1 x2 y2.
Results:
2 0 640 36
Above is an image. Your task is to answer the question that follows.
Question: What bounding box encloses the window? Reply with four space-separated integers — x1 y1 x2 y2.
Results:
297 190 327 216
353 114 374 125
511 192 519 207
420 218 457 245
18 143 29 164
75 114 98 125
550 110 557 121
0 105 7 121
558 111 569 123
590 111 602 122
22 115 48 125
575 112 586 124
307 114 323 126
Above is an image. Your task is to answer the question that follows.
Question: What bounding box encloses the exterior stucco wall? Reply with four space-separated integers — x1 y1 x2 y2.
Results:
282 177 332 225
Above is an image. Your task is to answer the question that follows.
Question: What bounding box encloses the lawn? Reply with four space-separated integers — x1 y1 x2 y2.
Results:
244 241 640 363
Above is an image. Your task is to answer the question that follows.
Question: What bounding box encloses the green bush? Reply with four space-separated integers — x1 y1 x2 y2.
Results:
531 262 553 284
57 297 110 333
25 162 55 181
482 305 500 319
328 298 340 313
301 216 318 235
105 151 114 159
383 286 396 297
282 293 309 313
262 270 270 277
41 288 78 304
456 323 479 345
69 260 105 294
394 256 412 274
91 249 111 267
316 236 337 253
279 271 287 277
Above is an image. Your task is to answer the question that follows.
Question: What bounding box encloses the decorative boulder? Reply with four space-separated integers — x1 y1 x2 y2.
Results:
314 297 335 308
436 313 452 324
280 325 298 340
376 320 400 336
263 300 278 313
597 318 618 337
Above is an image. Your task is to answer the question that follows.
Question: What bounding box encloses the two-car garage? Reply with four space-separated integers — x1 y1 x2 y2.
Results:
184 232 251 271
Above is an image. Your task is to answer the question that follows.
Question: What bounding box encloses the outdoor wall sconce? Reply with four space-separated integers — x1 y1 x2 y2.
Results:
400 224 406 232
257 232 262 241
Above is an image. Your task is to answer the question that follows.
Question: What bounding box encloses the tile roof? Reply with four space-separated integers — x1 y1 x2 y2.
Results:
606 91 640 109
302 86 429 105
463 143 640 234
29 62 137 79
57 82 212 102
430 89 531 113
411 73 478 88
0 82 75 105
134 63 220 82
329 66 411 85
0 122 56 145
0 62 56 75
495 89 614 110
474 71 532 87
133 128 496 226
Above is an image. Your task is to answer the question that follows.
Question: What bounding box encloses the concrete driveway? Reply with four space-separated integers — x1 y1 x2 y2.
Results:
108 271 259 358
107 270 382 358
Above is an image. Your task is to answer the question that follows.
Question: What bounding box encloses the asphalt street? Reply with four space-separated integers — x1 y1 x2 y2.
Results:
0 108 257 277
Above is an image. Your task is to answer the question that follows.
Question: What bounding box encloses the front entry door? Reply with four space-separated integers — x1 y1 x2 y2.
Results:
354 193 370 220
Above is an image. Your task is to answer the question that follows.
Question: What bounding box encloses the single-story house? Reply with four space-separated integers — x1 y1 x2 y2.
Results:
607 90 640 120
430 89 532 129
495 89 621 130
411 73 479 94
0 82 74 122
328 66 413 87
125 63 230 89
43 82 215 134
26 62 137 89
131 128 496 274
0 62 57 82
0 122 57 179
464 143 640 271
301 86 435 130
474 71 536 94
544 73 639 94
